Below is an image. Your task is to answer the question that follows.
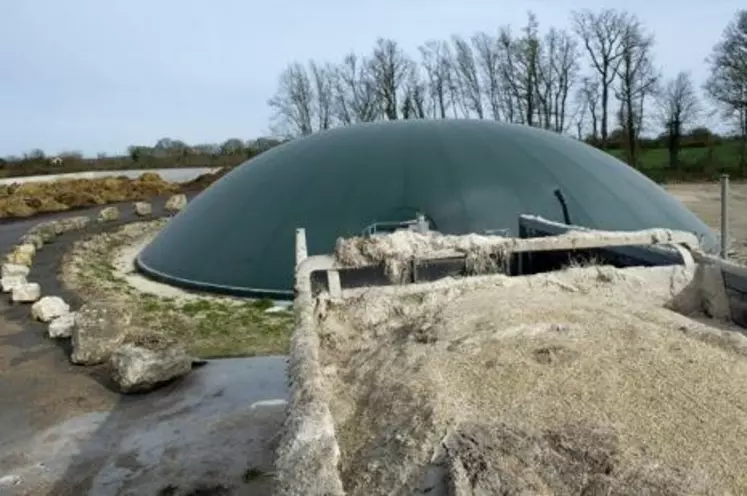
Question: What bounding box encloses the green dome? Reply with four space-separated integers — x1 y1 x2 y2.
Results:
137 119 715 298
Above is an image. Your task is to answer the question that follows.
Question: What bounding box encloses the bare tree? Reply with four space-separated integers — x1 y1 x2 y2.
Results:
493 15 541 126
577 77 601 140
514 13 541 126
333 53 379 124
309 61 335 131
400 67 427 119
572 8 631 146
535 27 579 132
614 17 659 166
368 38 413 120
451 35 484 118
268 62 314 137
496 26 522 123
472 32 503 120
657 72 700 168
418 40 455 118
705 10 747 169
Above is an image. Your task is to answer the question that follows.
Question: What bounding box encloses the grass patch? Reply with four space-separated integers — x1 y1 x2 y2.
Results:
64 223 294 359
134 292 292 358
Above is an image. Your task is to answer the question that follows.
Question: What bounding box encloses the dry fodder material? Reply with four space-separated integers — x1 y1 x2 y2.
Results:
334 227 694 283
335 231 511 283
0 174 179 218
314 265 747 495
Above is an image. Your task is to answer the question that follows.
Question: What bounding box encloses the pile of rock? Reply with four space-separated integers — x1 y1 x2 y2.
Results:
70 302 195 392
1 202 196 394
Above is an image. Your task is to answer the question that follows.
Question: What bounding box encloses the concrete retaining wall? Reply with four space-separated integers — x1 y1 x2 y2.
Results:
274 254 345 496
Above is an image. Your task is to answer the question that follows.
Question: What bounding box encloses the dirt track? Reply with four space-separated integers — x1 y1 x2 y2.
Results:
666 182 747 263
0 204 286 495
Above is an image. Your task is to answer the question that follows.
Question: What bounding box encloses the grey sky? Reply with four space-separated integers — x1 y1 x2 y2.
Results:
0 0 742 157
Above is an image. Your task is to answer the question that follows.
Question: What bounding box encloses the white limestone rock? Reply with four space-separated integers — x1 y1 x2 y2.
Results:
19 233 44 250
48 312 76 338
70 302 131 365
164 194 188 213
1 275 27 293
5 244 36 267
11 282 41 303
134 201 152 216
109 342 192 393
1 263 29 278
31 296 70 323
97 206 120 222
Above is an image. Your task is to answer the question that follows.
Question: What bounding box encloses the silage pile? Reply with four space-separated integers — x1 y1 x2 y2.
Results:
0 172 179 218
335 230 511 282
315 263 747 495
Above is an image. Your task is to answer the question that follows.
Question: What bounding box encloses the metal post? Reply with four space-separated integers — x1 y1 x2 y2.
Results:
720 174 729 259
295 228 308 266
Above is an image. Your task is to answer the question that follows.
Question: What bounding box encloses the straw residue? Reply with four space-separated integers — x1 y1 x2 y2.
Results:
317 264 747 495
334 226 696 283
335 231 512 282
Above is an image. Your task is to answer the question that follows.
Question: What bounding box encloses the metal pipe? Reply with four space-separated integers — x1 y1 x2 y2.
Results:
721 174 729 259
553 188 572 225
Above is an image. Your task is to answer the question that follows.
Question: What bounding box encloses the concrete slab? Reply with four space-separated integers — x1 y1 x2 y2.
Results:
0 357 288 496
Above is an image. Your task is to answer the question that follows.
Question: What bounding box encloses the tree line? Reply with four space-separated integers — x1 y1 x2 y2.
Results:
0 137 284 179
268 8 747 171
2 137 282 164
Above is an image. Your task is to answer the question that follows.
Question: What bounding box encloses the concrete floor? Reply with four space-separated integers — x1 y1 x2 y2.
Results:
0 204 288 495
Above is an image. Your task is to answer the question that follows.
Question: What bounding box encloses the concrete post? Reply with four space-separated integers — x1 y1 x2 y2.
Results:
721 174 729 259
415 213 428 234
295 228 308 266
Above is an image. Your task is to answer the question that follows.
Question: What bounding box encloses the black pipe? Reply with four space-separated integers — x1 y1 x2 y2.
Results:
553 188 572 225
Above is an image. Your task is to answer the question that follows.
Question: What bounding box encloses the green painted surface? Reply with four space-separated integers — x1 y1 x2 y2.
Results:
137 119 716 297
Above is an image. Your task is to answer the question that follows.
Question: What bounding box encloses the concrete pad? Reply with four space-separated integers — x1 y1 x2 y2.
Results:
0 356 288 495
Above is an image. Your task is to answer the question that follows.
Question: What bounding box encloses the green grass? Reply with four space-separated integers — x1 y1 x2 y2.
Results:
67 226 293 359
606 142 744 170
602 141 745 184
138 295 292 358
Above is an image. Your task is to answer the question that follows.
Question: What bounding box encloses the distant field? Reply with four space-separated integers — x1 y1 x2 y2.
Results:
1 141 744 183
607 141 744 180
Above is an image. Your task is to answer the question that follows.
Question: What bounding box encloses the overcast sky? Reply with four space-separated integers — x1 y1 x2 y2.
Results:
0 0 743 157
